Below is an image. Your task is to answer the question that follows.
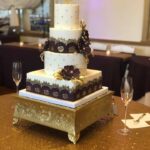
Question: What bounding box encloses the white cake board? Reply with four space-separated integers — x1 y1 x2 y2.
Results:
19 86 108 108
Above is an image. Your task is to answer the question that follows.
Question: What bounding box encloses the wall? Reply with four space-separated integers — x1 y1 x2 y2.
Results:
80 0 148 42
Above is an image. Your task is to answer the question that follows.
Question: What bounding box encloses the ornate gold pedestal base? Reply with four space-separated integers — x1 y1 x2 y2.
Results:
13 91 113 144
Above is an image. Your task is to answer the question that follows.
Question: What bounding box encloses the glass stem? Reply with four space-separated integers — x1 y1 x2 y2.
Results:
124 105 128 129
16 85 19 94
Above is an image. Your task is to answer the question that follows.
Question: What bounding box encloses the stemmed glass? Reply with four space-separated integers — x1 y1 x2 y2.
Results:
12 61 22 94
118 76 133 135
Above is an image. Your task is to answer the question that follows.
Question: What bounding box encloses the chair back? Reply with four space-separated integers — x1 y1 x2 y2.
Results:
111 45 135 54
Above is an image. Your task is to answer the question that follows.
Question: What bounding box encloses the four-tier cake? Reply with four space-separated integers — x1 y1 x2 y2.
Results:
19 2 108 103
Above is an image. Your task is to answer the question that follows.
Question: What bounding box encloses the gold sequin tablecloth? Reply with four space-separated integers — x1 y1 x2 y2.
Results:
0 93 150 150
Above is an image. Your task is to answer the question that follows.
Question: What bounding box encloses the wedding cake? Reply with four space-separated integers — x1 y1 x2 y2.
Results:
20 2 108 103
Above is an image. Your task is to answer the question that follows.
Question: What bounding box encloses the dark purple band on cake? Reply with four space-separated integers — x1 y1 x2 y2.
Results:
26 78 102 101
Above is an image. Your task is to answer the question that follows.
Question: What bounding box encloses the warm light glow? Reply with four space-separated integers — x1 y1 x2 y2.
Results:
106 50 111 56
20 42 24 46
38 43 42 48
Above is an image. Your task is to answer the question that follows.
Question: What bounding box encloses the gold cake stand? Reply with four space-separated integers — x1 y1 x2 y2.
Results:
13 91 113 144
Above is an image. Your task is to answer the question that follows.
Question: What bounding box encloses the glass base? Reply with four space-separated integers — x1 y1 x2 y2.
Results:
117 128 130 136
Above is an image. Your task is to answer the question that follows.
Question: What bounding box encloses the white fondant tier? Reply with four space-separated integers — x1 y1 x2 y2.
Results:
19 87 108 108
55 4 80 29
44 51 87 76
27 69 102 90
50 28 81 41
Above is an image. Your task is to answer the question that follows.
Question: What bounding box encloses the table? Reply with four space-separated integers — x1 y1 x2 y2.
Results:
5 42 40 49
0 93 150 150
129 55 150 100
0 86 14 95
0 35 20 43
88 50 132 96
0 43 43 89
0 53 2 85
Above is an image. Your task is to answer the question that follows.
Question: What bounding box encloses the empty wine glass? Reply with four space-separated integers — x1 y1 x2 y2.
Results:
12 61 22 94
118 76 133 135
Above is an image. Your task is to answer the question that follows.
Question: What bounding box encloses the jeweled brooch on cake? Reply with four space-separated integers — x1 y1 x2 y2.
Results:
78 21 91 57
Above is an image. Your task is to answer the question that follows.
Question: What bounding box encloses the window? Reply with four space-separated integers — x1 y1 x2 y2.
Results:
20 0 54 36
0 0 54 37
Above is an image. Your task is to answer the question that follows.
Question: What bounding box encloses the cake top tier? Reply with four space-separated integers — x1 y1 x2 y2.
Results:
55 4 80 29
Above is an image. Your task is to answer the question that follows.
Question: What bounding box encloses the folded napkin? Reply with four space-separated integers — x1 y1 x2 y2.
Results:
121 113 150 129
130 113 150 121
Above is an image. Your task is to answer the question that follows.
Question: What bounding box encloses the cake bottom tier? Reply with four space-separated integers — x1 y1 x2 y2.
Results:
26 69 102 101
19 87 108 108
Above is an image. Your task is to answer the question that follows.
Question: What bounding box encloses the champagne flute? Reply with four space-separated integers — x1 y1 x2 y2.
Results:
12 61 22 94
118 76 133 135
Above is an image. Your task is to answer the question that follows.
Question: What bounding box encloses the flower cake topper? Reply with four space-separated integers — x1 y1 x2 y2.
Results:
54 65 80 81
78 20 91 57
60 65 80 80
43 39 50 51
